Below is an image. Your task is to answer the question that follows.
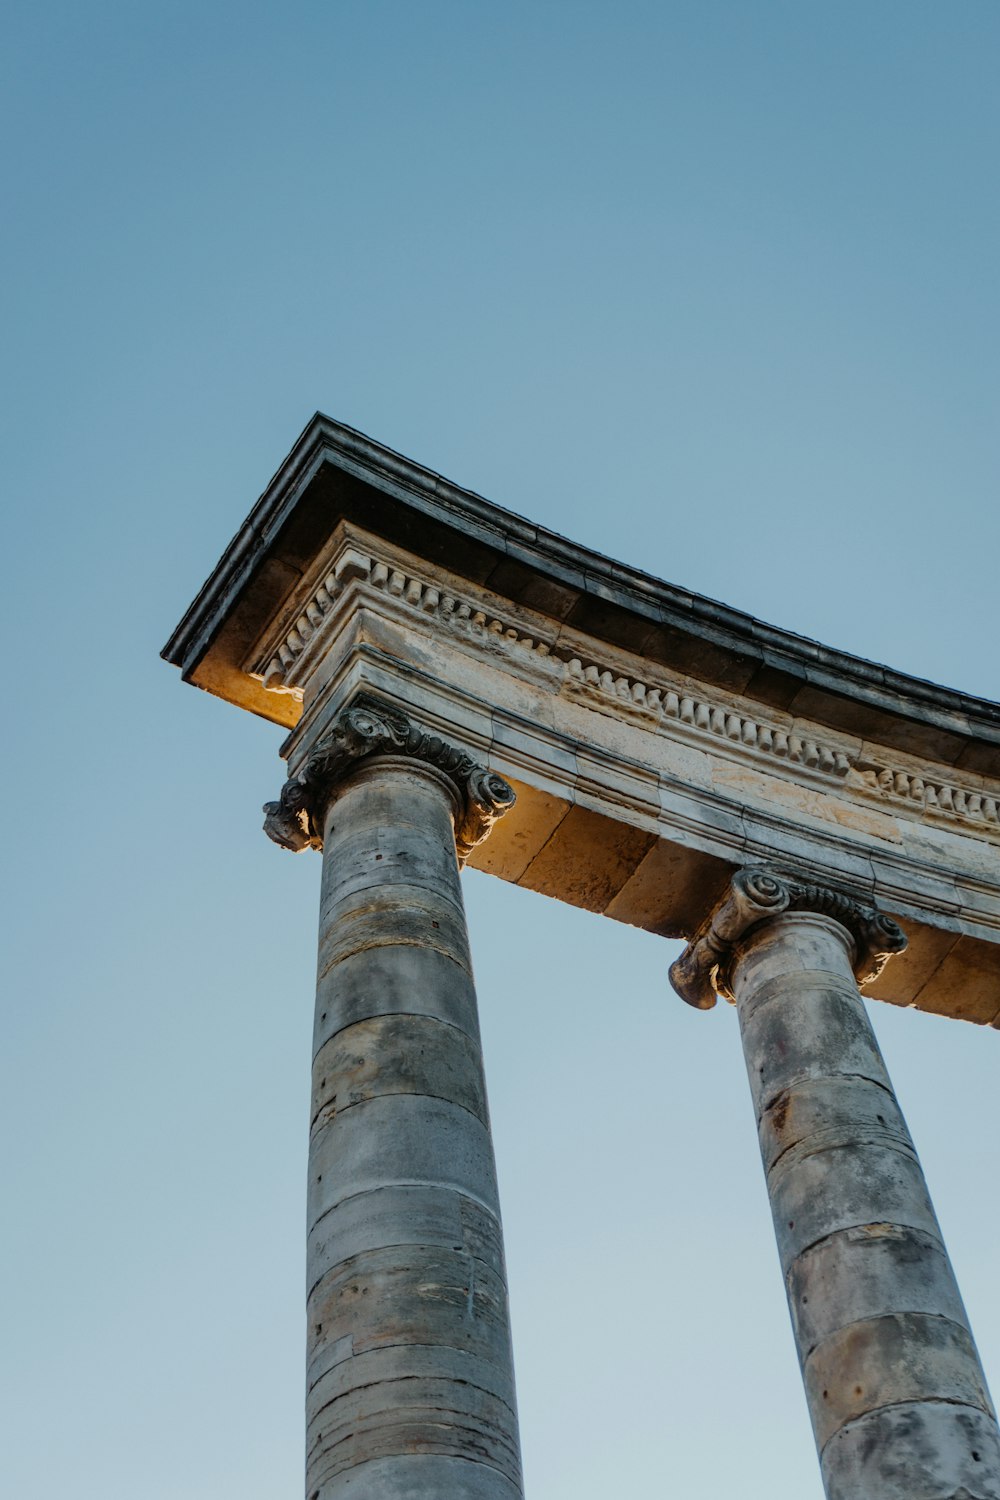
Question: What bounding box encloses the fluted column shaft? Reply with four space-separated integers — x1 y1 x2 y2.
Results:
304 754 522 1499
732 907 1000 1499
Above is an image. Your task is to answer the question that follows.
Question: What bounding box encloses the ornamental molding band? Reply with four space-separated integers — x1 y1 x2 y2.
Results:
249 536 857 785
251 544 559 698
669 866 910 1011
263 692 517 861
249 532 1000 845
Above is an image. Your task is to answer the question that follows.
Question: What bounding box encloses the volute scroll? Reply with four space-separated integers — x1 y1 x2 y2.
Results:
263 693 516 862
669 865 908 1010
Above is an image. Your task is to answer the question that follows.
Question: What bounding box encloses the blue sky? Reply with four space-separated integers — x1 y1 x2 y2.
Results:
2 4 998 1497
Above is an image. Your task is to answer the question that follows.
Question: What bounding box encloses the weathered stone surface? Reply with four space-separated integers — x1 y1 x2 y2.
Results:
315 886 474 976
309 1096 501 1227
311 1014 489 1127
769 1138 940 1276
468 780 569 883
266 696 515 860
162 416 1000 1494
821 1400 1000 1500
684 887 1000 1499
788 1224 969 1357
603 839 730 938
312 945 479 1052
307 1185 507 1300
805 1311 994 1450
307 1343 518 1420
316 821 465 911
670 865 908 1011
306 1387 522 1495
757 1073 911 1177
307 1244 514 1381
306 1349 522 1495
741 978 894 1107
909 934 1000 1026
313 1452 524 1499
303 755 521 1497
517 804 657 913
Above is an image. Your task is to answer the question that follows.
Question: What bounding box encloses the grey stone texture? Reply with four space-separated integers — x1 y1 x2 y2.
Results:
163 416 1000 1494
730 907 1000 1499
305 755 522 1499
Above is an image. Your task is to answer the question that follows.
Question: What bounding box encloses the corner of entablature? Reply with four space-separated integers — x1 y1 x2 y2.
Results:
668 865 908 1011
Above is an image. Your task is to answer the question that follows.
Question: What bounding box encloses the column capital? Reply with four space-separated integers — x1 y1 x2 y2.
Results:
669 866 908 1011
263 693 516 861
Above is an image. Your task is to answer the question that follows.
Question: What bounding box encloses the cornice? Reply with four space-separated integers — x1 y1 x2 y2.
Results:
669 867 909 1011
250 542 560 696
263 693 516 862
162 413 1000 776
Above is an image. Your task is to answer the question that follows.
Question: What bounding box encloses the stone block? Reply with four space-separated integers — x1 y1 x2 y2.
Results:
805 1312 994 1451
312 944 479 1053
308 1094 501 1224
311 1014 489 1129
788 1225 967 1358
517 804 656 913
820 1400 1000 1499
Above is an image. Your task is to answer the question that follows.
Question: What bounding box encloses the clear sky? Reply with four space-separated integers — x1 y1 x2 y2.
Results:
2 4 999 1497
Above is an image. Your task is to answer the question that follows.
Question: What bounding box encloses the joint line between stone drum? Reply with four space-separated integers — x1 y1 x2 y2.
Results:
306 1242 507 1305
818 1394 999 1459
765 1127 920 1182
312 1007 483 1060
310 1087 492 1134
307 1367 521 1427
318 937 474 981
756 1070 899 1124
308 1448 524 1494
802 1307 978 1366
784 1210 947 1275
318 881 468 925
308 1181 503 1238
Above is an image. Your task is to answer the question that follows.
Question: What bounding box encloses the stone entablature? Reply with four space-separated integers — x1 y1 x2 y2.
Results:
248 526 1000 846
163 414 1000 1026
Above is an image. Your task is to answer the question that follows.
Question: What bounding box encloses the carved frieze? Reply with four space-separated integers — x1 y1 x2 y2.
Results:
253 548 560 696
669 866 909 1011
263 693 516 862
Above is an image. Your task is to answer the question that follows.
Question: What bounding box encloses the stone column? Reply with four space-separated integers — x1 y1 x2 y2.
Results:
265 695 524 1500
671 867 1000 1500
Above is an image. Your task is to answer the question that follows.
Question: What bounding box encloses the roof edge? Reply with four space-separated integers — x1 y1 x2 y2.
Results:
162 413 1000 744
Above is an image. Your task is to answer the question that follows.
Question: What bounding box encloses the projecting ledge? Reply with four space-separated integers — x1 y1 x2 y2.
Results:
162 415 1000 768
